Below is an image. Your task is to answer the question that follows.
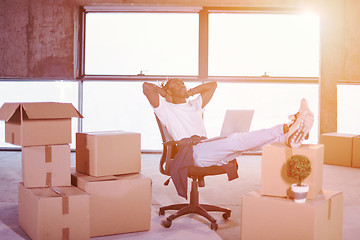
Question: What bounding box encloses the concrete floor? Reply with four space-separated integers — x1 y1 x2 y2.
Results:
0 151 360 239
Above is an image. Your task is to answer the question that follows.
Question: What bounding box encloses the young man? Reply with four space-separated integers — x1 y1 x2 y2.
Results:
143 79 314 167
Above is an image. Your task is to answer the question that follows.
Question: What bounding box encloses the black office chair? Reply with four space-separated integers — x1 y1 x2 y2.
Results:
155 115 238 230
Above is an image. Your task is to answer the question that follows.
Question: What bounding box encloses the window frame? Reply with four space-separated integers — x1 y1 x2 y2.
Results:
77 6 319 84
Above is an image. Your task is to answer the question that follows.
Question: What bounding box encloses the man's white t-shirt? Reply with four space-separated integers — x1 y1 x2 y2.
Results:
154 95 207 141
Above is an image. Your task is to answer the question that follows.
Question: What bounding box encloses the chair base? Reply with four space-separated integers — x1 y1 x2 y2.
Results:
159 178 231 230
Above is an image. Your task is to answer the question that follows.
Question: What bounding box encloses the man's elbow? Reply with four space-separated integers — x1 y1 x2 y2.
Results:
142 82 151 94
209 81 217 90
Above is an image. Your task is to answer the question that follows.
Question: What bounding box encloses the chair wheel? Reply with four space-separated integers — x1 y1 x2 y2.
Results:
161 219 172 228
210 222 218 230
159 209 165 216
222 212 231 219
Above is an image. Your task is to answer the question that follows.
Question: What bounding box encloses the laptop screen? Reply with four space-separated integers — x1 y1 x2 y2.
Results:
220 110 255 137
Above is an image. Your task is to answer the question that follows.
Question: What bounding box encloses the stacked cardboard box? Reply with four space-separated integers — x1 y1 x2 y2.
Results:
320 132 360 168
71 131 151 237
0 102 89 240
22 144 71 188
260 143 324 199
75 131 141 177
0 103 152 238
241 142 343 240
242 190 343 240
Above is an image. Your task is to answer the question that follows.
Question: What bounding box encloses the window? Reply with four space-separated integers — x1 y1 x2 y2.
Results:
338 84 360 134
83 10 320 80
80 8 321 150
85 12 199 76
208 13 320 77
82 81 199 150
205 82 319 144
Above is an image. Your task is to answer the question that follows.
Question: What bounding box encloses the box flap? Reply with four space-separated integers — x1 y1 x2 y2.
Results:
30 186 87 198
322 132 358 138
85 130 126 136
72 170 118 183
22 102 83 119
83 130 141 136
0 103 21 121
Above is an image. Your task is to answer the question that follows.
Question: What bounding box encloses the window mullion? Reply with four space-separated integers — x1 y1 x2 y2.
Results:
199 10 208 81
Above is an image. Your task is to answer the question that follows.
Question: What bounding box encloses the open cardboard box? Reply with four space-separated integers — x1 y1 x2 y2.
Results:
22 144 71 188
0 102 82 147
18 182 90 240
241 190 343 240
71 171 151 237
260 143 324 199
76 131 141 177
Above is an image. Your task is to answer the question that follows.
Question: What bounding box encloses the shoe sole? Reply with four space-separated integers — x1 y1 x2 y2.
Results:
287 111 314 148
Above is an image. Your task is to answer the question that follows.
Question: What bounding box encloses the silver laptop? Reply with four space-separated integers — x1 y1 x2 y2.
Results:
220 109 255 137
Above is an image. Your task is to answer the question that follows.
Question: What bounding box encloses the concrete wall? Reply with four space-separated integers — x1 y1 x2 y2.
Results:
1 0 360 136
318 0 360 134
0 0 75 78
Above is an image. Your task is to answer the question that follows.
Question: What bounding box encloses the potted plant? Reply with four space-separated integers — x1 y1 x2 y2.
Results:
287 154 312 203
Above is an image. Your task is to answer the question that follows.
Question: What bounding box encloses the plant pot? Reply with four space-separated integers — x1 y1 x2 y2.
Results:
291 183 309 203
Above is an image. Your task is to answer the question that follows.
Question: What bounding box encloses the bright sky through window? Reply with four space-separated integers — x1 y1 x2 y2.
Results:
209 13 320 77
85 13 199 76
85 12 319 78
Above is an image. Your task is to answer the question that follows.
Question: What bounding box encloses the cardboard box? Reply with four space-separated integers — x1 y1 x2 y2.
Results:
260 143 324 199
18 182 90 240
76 131 141 177
22 144 71 188
352 136 360 168
320 132 358 167
71 171 151 237
241 190 343 240
0 102 82 146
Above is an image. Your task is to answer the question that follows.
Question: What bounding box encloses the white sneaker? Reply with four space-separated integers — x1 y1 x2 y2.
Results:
285 99 314 148
287 100 310 140
288 98 309 121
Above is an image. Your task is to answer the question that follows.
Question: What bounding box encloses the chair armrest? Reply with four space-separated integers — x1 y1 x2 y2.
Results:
163 140 178 146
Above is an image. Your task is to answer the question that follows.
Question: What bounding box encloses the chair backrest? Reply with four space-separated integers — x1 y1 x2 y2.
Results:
155 114 176 176
155 114 173 143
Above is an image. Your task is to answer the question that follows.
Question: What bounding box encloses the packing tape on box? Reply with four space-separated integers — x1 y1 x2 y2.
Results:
328 198 332 220
50 187 69 215
45 145 52 163
84 136 89 173
45 172 52 187
45 146 52 187
62 227 70 240
84 159 89 174
328 192 342 220
50 187 70 240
